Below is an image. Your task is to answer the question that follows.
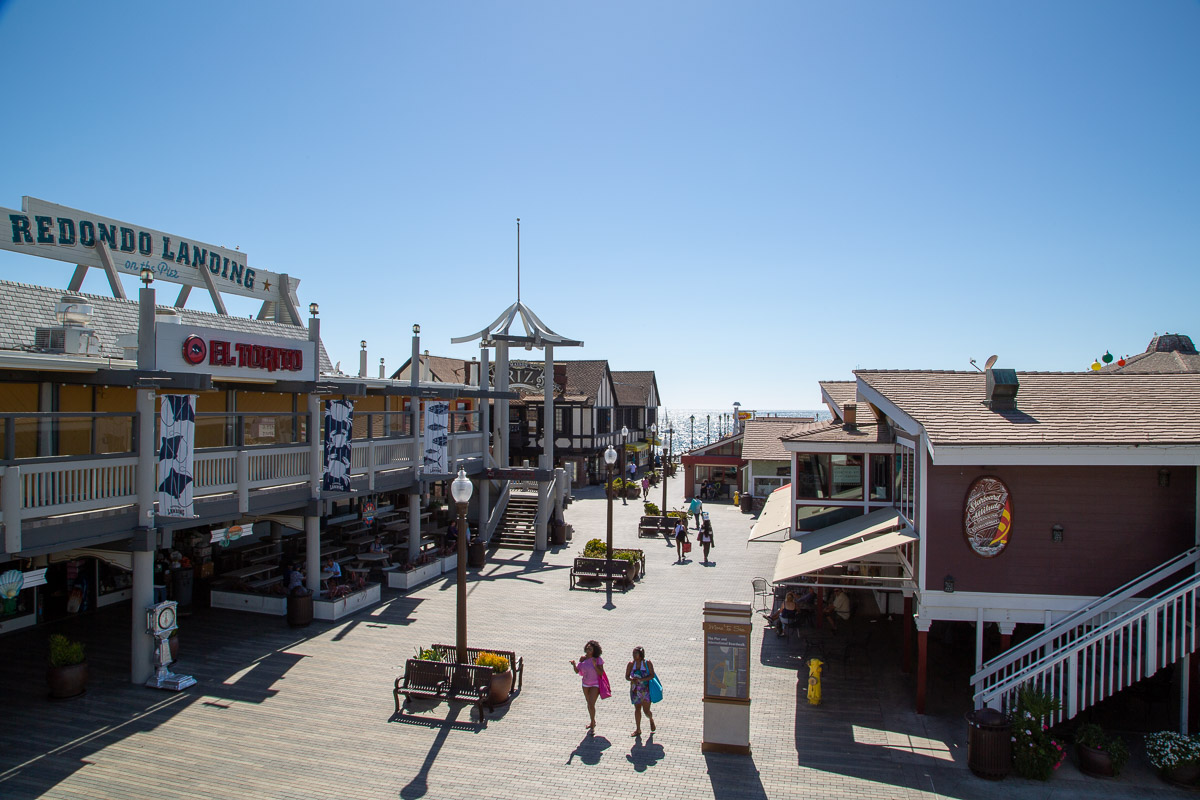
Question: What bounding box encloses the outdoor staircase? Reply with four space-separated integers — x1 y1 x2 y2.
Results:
972 546 1200 724
490 493 539 550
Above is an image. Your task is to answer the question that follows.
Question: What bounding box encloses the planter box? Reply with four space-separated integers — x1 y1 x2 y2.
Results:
210 590 287 616
387 561 441 591
314 583 381 620
439 553 458 574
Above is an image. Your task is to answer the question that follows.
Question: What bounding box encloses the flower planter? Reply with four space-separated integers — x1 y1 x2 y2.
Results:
387 561 441 591
438 553 458 574
47 663 88 699
1162 764 1200 788
1077 743 1115 778
488 670 514 706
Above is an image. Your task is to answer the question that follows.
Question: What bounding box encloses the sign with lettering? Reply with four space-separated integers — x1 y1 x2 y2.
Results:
1 196 297 308
156 322 317 381
963 476 1012 558
703 622 750 700
488 361 564 394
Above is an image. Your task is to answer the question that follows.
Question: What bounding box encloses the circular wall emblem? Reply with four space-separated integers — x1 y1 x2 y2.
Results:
963 476 1012 558
182 335 207 365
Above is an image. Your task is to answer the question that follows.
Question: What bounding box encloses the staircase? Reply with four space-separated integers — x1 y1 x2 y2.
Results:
490 493 539 550
973 546 1200 724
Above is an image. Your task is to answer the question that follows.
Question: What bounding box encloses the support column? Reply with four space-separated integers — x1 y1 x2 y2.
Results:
495 343 509 468
1182 652 1192 735
902 593 913 675
916 617 931 714
478 348 492 542
975 607 985 671
131 387 158 684
543 344 554 470
304 515 321 594
408 492 421 564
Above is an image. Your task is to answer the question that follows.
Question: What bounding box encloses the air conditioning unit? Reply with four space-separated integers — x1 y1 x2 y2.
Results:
35 326 102 355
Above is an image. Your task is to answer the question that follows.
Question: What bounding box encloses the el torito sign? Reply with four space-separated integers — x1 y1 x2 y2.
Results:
157 323 316 381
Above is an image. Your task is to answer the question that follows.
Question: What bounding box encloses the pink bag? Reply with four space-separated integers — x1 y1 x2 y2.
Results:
598 671 612 699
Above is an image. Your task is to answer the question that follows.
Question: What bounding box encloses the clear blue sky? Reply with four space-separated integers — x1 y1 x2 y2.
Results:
1 1 1196 408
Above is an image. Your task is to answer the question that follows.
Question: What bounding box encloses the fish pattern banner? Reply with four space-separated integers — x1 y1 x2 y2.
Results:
323 399 355 492
423 401 450 474
157 394 197 518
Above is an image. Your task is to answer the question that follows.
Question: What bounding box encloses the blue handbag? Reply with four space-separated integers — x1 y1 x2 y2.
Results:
649 674 663 703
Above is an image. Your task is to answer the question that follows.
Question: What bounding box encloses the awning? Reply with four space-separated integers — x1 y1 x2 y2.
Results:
772 508 915 584
49 547 133 571
749 483 791 542
625 442 649 452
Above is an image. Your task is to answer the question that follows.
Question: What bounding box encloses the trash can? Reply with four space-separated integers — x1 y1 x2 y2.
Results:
550 519 566 546
468 541 486 568
740 493 754 513
287 591 313 627
172 567 194 610
965 708 1011 779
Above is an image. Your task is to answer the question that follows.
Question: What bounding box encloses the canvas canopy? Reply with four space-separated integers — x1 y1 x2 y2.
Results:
772 508 915 584
749 483 791 542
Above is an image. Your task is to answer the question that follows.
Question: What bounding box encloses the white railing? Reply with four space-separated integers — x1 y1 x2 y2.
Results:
194 451 238 493
247 446 309 488
485 481 511 542
976 568 1200 724
16 457 139 516
972 546 1200 706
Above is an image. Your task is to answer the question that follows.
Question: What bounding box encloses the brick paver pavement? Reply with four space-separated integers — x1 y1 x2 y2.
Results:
0 475 1191 798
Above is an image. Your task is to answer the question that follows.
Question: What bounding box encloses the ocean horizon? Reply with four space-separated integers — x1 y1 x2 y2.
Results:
660 407 830 451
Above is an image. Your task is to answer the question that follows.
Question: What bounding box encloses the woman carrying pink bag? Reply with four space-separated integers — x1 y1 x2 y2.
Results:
570 640 609 733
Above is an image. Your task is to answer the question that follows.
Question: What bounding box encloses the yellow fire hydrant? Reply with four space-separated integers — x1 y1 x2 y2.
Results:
807 658 824 706
733 491 740 507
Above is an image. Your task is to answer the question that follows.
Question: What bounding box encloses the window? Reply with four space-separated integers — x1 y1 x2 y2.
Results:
895 441 916 523
754 476 787 497
795 454 830 499
596 408 611 434
870 454 891 501
796 505 864 532
830 454 863 500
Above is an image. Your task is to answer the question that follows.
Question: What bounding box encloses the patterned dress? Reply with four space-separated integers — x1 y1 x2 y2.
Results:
629 661 651 705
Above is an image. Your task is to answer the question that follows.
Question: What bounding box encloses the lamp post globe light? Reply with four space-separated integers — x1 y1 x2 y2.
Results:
603 445 618 606
451 467 473 664
661 426 673 530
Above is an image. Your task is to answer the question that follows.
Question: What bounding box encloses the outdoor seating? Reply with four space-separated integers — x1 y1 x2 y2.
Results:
751 577 772 615
569 557 634 591
638 515 667 537
430 644 524 704
393 658 493 718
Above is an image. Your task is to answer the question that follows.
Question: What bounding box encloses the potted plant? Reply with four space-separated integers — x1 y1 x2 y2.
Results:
643 501 660 516
414 646 439 661
1009 686 1066 780
1074 722 1129 778
475 650 512 705
1145 731 1200 787
47 634 88 699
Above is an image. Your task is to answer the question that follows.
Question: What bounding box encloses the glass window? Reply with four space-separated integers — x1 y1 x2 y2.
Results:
830 454 863 500
870 454 891 501
795 454 830 499
795 505 863 532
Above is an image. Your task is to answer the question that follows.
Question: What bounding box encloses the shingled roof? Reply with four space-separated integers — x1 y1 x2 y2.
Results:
819 380 878 422
742 417 818 460
782 419 892 445
0 280 332 372
391 355 475 384
611 370 657 407
557 360 612 405
856 370 1200 446
1104 333 1200 374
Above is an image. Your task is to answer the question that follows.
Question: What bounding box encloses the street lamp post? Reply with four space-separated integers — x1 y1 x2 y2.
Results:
604 445 618 607
661 426 673 527
619 425 629 506
648 422 657 483
451 467 473 664
689 415 695 451
707 414 711 445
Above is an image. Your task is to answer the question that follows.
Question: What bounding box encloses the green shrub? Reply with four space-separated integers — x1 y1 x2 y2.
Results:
48 634 85 667
1011 687 1065 780
414 647 439 661
583 539 607 558
1075 723 1129 776
612 550 640 564
643 502 660 515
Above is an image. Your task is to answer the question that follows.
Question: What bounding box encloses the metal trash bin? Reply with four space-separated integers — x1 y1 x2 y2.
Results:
287 591 313 627
740 493 754 513
965 708 1011 779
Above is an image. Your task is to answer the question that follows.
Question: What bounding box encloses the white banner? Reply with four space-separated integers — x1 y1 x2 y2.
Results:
158 395 198 518
422 401 450 474
323 399 354 492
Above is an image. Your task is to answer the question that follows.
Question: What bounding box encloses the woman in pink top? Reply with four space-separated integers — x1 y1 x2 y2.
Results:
570 640 606 732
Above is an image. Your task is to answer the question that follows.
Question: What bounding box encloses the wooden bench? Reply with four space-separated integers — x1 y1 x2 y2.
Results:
638 515 668 537
393 659 493 717
569 557 634 591
431 644 524 704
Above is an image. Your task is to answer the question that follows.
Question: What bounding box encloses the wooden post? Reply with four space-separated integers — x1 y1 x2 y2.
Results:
916 621 930 714
902 594 913 674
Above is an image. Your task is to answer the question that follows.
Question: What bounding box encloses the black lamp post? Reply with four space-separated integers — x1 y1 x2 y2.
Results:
604 445 617 607
689 415 695 450
451 467 473 664
619 425 629 505
661 426 673 525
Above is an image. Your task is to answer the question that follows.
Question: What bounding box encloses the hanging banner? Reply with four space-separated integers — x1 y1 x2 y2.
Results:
322 399 355 492
422 401 450 474
157 395 197 518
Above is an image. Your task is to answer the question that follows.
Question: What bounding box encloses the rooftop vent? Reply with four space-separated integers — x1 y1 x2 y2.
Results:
55 295 93 326
37 295 102 356
985 368 1019 411
155 308 182 324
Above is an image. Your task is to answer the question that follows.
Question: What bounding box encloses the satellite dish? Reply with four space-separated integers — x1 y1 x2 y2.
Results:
984 355 998 370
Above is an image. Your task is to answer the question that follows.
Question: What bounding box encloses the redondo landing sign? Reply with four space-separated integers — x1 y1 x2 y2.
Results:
1 196 297 307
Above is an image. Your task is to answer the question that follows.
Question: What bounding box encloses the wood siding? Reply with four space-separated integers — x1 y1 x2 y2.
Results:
925 464 1197 595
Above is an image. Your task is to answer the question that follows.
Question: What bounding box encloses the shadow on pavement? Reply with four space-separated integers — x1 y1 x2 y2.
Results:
626 732 665 772
705 752 768 800
566 733 612 765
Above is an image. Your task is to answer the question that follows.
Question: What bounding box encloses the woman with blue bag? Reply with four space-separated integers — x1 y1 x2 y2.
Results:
625 646 661 737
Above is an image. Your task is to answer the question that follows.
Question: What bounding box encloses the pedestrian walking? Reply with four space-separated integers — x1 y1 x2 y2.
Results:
570 640 607 732
625 646 657 737
688 496 703 529
699 518 715 563
640 476 649 499
628 460 637 481
674 519 690 562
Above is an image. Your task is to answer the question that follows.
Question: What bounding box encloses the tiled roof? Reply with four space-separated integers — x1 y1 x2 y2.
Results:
557 360 611 404
391 355 475 384
611 370 656 406
782 420 892 445
818 380 877 421
856 370 1200 446
1104 333 1200 374
0 280 332 372
742 417 819 460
